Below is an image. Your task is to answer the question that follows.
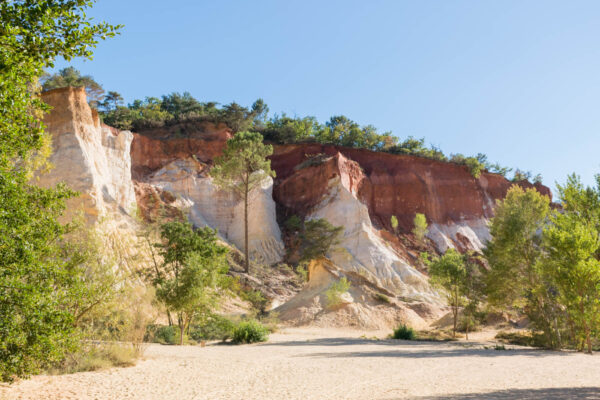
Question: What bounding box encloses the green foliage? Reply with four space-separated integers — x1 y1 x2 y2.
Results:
486 177 600 352
232 320 269 344
148 222 231 345
485 186 551 309
211 131 275 272
386 136 447 160
49 343 138 375
325 277 351 308
100 91 124 112
0 0 119 382
541 174 600 353
296 262 309 282
427 249 483 338
392 324 416 340
412 213 428 242
212 131 275 198
374 293 391 304
241 289 269 315
390 215 398 232
512 169 533 182
285 215 303 232
41 66 104 104
145 325 178 345
190 315 236 342
100 91 264 133
300 218 344 262
450 154 485 178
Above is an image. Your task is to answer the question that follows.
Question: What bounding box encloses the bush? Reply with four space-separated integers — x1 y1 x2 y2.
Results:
49 343 138 375
145 324 178 345
232 320 269 344
325 277 351 308
190 315 236 342
241 289 269 314
392 324 416 340
374 293 390 303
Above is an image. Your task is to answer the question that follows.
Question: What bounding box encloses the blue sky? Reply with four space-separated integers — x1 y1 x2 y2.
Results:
56 0 600 194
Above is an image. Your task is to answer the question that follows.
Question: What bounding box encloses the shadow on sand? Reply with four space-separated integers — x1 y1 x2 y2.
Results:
262 337 570 359
406 386 600 400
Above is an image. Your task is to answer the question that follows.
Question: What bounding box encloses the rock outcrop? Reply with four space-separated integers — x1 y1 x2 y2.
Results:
276 152 438 300
275 258 441 329
40 87 136 222
270 143 551 253
141 157 285 265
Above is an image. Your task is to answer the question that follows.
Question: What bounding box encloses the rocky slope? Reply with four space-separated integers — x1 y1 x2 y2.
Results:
39 87 552 328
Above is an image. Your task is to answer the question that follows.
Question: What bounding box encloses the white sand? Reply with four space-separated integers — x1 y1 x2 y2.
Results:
1 327 599 400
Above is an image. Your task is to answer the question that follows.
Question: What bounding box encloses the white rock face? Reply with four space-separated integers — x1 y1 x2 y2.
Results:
38 89 136 222
147 158 285 265
427 219 491 253
308 176 440 303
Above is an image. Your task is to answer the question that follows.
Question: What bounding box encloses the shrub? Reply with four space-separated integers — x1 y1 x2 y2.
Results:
325 277 351 308
232 320 269 344
146 324 178 345
49 343 137 375
412 213 428 242
190 315 236 342
374 293 390 304
241 289 269 315
296 262 309 282
392 324 416 340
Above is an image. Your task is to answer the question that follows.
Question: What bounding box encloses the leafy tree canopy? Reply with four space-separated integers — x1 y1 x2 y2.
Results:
41 66 104 103
0 0 120 381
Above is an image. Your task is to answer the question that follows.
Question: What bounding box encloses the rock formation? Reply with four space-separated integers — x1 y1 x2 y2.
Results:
39 87 553 328
39 87 136 223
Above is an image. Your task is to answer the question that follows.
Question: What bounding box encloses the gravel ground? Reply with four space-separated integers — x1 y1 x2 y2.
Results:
1 327 599 400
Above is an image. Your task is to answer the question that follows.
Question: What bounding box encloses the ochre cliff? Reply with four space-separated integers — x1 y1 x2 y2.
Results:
270 143 550 232
40 87 136 222
39 87 553 325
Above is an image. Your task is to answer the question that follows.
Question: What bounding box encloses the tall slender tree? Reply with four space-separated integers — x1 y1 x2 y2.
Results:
211 131 275 273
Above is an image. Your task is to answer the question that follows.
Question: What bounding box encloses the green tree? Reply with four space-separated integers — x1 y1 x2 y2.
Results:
484 186 560 346
100 90 124 112
0 0 119 381
41 66 104 105
427 249 470 338
211 131 275 272
412 213 428 242
541 174 600 353
390 215 399 233
299 218 344 262
151 222 230 345
542 211 600 354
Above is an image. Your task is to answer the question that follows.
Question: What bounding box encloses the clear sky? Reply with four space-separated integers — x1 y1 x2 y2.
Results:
55 0 600 194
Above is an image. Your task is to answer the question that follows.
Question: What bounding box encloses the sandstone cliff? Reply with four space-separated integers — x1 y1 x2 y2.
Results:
40 87 136 222
39 87 552 328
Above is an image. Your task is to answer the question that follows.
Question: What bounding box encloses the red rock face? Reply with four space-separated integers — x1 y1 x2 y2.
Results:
269 144 552 232
128 125 552 234
130 121 232 179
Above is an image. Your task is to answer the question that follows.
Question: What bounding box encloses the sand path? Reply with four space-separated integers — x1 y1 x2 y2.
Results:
1 327 599 400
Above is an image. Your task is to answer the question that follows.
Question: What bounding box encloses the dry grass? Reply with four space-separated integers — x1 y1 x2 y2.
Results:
48 342 140 375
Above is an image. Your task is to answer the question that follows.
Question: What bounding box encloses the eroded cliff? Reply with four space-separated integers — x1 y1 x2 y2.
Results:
39 87 552 328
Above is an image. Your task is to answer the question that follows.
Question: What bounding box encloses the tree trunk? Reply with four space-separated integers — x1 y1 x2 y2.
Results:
452 286 458 338
179 324 185 346
167 310 173 326
465 314 469 340
244 180 249 273
585 328 593 355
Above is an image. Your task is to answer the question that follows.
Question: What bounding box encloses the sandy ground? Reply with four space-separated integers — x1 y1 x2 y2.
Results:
1 327 599 400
